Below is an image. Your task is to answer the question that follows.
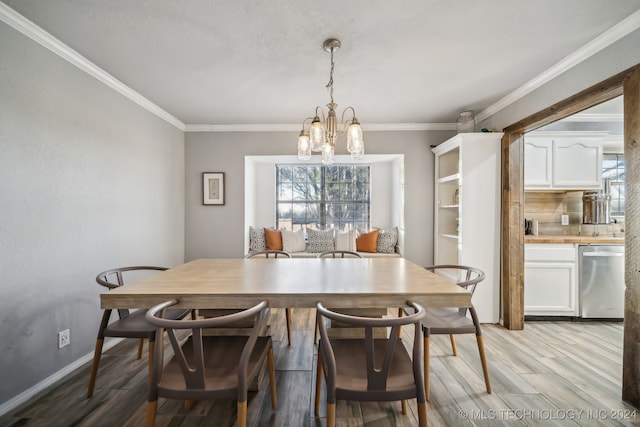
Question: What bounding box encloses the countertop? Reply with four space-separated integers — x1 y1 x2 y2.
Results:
525 234 625 244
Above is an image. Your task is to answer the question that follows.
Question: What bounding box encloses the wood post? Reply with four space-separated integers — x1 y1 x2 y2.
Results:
623 66 640 407
501 132 525 330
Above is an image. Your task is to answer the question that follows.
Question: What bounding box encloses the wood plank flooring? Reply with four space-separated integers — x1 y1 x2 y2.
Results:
1 309 638 426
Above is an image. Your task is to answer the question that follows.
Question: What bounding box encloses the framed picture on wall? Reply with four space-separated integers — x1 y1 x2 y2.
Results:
203 172 225 205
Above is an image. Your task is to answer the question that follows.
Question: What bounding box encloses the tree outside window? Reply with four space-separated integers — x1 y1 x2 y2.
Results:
276 164 370 231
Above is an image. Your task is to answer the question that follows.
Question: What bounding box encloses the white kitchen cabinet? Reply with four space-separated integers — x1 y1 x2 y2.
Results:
525 132 604 190
524 244 578 316
432 132 502 323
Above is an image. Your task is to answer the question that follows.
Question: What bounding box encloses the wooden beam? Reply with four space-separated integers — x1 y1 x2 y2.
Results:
622 65 640 408
501 132 525 329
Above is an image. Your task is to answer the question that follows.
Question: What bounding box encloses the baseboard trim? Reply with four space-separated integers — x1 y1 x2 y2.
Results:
0 338 123 416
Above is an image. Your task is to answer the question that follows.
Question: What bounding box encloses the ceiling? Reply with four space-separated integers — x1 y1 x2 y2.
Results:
2 0 640 129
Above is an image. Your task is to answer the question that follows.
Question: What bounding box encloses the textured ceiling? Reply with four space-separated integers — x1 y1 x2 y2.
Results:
2 0 640 126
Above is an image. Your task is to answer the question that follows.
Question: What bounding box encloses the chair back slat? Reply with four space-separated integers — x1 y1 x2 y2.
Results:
363 326 403 391
163 327 206 389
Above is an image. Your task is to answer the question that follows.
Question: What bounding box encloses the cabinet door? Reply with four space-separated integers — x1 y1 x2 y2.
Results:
552 138 602 189
524 261 577 316
524 139 552 189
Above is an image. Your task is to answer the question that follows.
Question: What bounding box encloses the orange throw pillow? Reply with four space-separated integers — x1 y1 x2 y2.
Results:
264 228 283 250
356 229 379 253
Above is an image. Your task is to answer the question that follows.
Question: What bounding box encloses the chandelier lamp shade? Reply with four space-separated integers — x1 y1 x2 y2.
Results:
297 39 364 164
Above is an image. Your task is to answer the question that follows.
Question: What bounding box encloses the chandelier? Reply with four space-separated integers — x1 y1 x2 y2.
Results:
297 38 364 164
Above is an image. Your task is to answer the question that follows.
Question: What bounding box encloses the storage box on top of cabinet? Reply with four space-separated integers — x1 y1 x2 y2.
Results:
432 132 503 324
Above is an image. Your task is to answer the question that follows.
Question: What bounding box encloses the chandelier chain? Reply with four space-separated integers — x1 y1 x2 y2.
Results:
297 38 363 164
326 47 335 105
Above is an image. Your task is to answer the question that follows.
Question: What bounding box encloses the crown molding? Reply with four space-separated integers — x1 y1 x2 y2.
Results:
185 124 300 132
0 2 185 131
3 1 636 133
475 8 640 124
184 122 457 132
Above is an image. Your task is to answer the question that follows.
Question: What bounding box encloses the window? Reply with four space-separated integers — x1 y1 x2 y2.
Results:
276 164 370 231
603 153 625 216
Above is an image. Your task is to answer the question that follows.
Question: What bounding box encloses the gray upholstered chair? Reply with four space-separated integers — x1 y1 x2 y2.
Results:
401 264 491 400
87 266 190 398
244 250 293 345
144 299 277 427
315 301 427 427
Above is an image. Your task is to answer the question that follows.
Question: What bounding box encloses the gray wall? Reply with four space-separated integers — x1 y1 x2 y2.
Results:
0 23 185 406
185 130 454 265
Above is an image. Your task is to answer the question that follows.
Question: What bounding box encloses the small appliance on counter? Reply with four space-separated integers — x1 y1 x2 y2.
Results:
583 179 612 225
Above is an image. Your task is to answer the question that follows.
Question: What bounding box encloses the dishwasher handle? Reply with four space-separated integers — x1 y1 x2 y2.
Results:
582 252 624 257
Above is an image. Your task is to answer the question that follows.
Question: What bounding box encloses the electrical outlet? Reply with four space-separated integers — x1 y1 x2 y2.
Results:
58 329 70 349
561 214 569 226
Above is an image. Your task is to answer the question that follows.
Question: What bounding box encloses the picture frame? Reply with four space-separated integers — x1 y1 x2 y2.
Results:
202 172 225 205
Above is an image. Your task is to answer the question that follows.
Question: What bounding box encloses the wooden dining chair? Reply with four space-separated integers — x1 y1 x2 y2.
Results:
87 266 190 398
313 250 364 343
315 301 428 427
317 250 362 258
245 250 291 258
245 250 293 345
144 299 277 427
399 264 491 400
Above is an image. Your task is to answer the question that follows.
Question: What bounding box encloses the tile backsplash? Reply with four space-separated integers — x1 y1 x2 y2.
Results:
524 191 624 236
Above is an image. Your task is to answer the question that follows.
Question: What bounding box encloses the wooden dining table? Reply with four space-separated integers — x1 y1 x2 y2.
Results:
100 258 471 310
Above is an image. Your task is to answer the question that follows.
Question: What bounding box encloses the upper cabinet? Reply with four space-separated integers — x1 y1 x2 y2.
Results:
525 132 604 190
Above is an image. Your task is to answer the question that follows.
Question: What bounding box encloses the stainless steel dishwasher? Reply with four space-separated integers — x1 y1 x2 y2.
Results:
579 245 625 319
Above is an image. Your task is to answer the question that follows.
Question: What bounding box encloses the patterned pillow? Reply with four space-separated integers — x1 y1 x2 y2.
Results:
306 228 335 253
376 227 399 254
249 226 266 253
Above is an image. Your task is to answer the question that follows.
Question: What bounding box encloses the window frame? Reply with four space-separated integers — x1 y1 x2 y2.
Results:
603 152 625 216
275 164 371 231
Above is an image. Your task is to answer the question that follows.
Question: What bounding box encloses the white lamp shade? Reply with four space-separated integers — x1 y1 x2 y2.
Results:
347 122 364 159
297 134 311 160
321 144 334 165
310 119 325 152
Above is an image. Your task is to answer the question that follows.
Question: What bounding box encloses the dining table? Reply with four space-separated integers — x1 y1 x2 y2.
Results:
101 258 471 310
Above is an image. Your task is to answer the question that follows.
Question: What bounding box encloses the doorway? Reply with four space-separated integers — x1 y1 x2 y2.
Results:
522 97 624 321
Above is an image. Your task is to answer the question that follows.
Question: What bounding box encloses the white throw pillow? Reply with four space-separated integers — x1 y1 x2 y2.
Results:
335 230 357 252
282 229 306 253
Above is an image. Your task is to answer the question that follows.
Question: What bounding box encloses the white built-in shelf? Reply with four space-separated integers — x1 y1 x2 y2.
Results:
440 233 459 240
438 173 460 183
432 132 502 324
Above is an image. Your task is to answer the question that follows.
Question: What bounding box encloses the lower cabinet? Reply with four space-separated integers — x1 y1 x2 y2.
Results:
524 244 578 317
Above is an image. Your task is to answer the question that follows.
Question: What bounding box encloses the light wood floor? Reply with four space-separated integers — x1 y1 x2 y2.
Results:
1 309 638 426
